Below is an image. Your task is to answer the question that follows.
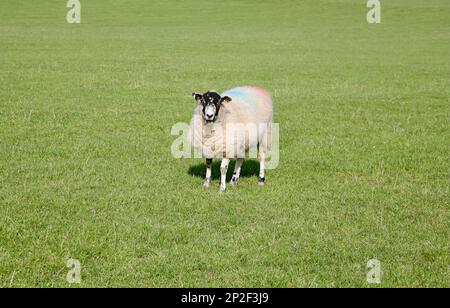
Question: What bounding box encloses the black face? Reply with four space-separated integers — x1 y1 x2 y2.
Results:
192 91 232 123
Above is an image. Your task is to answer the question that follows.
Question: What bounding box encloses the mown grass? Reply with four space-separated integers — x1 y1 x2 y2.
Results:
0 0 448 287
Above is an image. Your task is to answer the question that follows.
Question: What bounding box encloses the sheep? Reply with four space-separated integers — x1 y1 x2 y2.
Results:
189 86 273 192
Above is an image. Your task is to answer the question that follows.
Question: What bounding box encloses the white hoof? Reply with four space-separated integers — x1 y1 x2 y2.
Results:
204 178 211 188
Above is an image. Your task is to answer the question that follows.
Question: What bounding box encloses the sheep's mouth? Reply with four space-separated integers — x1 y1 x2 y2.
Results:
203 116 216 124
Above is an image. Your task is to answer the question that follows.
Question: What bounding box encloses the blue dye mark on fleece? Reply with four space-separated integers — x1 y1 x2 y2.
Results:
222 87 258 106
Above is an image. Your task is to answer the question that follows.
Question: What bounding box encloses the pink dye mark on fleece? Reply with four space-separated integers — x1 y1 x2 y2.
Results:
241 86 271 97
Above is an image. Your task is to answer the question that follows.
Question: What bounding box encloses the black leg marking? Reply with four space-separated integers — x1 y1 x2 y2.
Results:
230 173 239 185
258 177 265 186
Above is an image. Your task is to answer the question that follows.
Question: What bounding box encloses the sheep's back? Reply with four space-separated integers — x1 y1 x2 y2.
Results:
221 86 273 125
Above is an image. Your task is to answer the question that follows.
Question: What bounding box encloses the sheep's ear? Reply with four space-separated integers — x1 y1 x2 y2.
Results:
220 96 232 104
192 92 203 103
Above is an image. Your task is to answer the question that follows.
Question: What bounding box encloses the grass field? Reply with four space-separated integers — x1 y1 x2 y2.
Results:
0 0 448 288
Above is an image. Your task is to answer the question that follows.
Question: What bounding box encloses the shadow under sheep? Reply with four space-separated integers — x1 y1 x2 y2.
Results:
188 159 260 181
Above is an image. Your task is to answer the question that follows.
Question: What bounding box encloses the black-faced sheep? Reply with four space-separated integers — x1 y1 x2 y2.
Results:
189 86 273 192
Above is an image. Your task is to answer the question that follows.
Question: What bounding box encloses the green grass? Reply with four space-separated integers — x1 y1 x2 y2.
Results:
0 0 448 288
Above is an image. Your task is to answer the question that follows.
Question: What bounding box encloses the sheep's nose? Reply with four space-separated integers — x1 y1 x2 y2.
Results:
206 114 214 119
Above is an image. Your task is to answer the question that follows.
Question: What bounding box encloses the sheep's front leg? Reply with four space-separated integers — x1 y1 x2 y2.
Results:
220 158 230 192
204 158 212 188
230 158 244 186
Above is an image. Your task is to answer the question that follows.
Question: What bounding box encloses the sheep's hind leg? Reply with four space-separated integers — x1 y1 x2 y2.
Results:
220 158 230 192
230 158 244 186
258 144 266 186
258 123 271 186
204 158 212 188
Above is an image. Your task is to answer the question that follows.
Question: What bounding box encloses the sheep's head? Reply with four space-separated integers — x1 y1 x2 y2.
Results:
192 91 232 123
